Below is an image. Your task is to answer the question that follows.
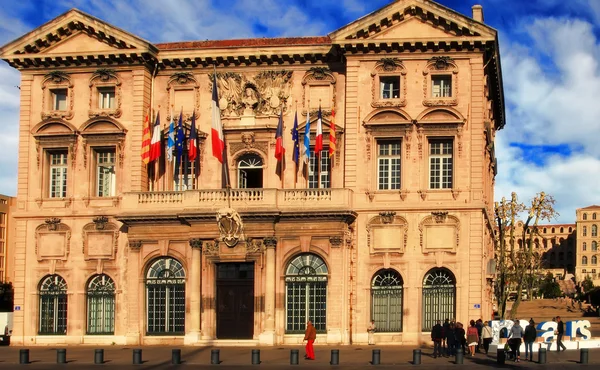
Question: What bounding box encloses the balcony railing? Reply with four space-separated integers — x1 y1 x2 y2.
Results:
120 188 353 214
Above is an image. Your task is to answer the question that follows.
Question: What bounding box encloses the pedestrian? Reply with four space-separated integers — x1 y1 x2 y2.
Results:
556 316 567 352
481 321 493 354
367 320 376 345
508 318 524 362
524 318 537 361
446 322 457 356
303 320 316 360
455 322 466 355
431 320 444 358
466 320 479 356
475 319 483 353
442 318 450 355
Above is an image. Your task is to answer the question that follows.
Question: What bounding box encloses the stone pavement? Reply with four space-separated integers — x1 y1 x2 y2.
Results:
0 345 598 369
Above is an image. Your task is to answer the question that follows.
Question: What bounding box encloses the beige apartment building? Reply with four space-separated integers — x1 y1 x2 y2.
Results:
0 0 504 345
0 194 13 283
575 206 600 284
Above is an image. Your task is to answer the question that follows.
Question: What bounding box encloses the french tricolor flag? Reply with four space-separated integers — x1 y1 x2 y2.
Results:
211 73 224 163
315 106 323 153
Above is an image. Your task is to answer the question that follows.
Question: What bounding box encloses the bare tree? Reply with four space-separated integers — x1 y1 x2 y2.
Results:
494 192 557 319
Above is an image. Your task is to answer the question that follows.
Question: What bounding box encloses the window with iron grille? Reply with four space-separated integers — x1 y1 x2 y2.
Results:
146 258 186 335
96 149 116 197
49 151 68 198
308 149 330 188
371 269 403 332
377 140 401 190
285 253 328 333
39 275 68 335
86 274 115 335
422 268 455 331
429 140 453 189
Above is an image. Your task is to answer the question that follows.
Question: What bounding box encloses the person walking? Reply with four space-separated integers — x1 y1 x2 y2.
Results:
466 320 479 356
481 321 493 354
508 319 524 362
431 320 444 358
442 319 450 355
446 322 457 356
475 319 483 353
455 322 466 355
556 316 567 352
303 320 317 360
524 319 537 361
367 320 376 345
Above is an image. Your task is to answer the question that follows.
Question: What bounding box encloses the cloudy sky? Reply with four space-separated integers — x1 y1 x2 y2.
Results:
1 0 599 223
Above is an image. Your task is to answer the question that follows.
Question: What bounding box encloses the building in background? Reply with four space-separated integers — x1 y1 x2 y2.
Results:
575 205 600 285
0 194 14 284
0 0 504 345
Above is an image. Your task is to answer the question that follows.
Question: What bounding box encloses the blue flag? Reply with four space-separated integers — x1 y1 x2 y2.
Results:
302 110 311 164
167 114 175 162
175 110 185 163
292 111 300 166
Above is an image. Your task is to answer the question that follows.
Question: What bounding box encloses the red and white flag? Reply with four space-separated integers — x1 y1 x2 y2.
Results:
315 106 323 153
149 111 161 162
211 74 224 163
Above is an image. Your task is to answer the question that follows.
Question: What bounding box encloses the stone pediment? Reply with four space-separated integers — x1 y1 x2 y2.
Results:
329 0 496 43
0 8 157 66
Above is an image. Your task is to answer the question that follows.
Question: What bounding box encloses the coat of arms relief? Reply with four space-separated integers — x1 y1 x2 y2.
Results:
211 71 292 117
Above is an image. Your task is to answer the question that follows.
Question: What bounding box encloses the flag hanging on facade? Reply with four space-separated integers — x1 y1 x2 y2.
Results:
292 111 300 167
274 109 285 161
175 109 185 163
166 112 175 163
329 106 336 159
315 106 323 153
141 108 151 165
211 74 225 163
188 113 198 161
149 111 161 162
302 110 311 164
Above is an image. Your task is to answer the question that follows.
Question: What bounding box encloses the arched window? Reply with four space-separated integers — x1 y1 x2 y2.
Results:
237 154 263 188
285 253 328 333
592 225 598 237
583 213 588 220
86 274 115 334
422 268 456 331
583 226 587 237
39 275 68 334
560 227 564 233
582 256 588 265
583 242 587 251
592 256 598 265
371 269 404 332
146 257 186 334
593 241 598 252
593 213 597 220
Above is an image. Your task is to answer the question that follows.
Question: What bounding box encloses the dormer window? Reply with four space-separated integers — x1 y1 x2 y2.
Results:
98 87 116 110
380 76 400 99
51 89 68 111
432 75 452 98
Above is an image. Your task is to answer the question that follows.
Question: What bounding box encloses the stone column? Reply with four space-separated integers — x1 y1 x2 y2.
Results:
126 240 142 345
259 236 277 344
185 238 202 344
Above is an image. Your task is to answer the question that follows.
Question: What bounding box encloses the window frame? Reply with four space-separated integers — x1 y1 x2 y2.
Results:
51 88 68 111
41 72 74 120
428 138 454 190
431 75 453 98
422 57 459 107
38 275 68 335
86 274 116 335
371 269 404 332
370 59 407 108
308 149 330 189
97 86 116 110
94 147 117 197
88 70 122 118
47 149 69 199
145 257 186 335
376 139 401 191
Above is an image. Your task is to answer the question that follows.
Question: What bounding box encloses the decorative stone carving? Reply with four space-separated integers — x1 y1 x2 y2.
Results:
167 72 200 122
41 71 74 120
92 216 109 230
128 240 142 250
365 191 375 202
399 190 409 201
189 238 203 249
228 132 269 156
418 190 427 201
371 58 407 108
452 189 461 200
263 236 277 249
419 213 461 251
301 67 336 113
45 217 61 231
422 56 459 107
202 240 220 256
216 208 245 247
379 211 397 224
246 238 264 254
431 211 448 223
88 69 122 118
329 236 343 248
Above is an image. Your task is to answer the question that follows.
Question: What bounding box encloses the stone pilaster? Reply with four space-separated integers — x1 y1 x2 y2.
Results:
185 238 202 344
259 236 277 344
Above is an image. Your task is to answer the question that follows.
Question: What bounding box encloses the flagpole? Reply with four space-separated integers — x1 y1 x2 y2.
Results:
294 100 298 189
214 63 231 207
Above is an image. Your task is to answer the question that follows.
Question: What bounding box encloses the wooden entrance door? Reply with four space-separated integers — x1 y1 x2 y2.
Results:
216 263 254 339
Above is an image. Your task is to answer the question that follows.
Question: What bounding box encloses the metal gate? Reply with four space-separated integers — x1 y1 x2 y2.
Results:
422 268 455 331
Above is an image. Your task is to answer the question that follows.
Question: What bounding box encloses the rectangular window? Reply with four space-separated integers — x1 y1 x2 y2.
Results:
380 76 400 99
429 140 453 189
308 149 330 189
98 87 116 109
96 149 116 197
51 89 68 110
49 151 68 198
432 75 452 98
377 140 401 190
174 152 195 191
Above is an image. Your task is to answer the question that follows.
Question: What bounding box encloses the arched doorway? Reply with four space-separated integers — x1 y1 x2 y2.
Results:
422 268 456 330
371 269 404 332
145 257 186 335
86 274 116 334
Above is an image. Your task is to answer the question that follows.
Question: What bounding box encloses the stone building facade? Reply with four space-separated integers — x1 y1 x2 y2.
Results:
575 205 600 284
0 194 13 283
0 0 504 345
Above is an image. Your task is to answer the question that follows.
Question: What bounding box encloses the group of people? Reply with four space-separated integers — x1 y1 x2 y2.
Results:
431 319 494 358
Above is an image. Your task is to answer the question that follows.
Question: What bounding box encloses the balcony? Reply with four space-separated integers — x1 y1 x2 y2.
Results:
119 188 354 218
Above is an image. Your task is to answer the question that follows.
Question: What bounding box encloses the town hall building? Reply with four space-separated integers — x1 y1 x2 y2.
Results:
0 0 504 345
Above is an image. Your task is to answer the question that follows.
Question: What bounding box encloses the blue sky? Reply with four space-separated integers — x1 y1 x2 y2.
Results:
1 0 600 223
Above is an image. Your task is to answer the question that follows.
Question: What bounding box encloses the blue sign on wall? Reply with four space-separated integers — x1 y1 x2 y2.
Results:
473 304 481 309
14 306 21 311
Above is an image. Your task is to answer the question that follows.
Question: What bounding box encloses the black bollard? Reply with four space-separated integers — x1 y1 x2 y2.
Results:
290 349 299 365
57 349 67 364
19 349 29 364
211 349 220 365
94 349 104 365
455 348 463 364
580 348 589 364
330 349 339 365
133 349 142 365
371 349 381 365
496 347 505 365
413 349 421 365
172 349 181 365
538 348 546 364
251 349 260 365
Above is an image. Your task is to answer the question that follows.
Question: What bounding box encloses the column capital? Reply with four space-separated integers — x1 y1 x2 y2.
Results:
128 239 142 251
263 236 278 249
189 238 203 250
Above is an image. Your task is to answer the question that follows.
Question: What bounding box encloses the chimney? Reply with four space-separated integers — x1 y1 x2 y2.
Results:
472 5 484 23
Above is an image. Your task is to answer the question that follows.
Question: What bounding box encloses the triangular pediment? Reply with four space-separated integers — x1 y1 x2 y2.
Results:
0 8 156 60
329 0 496 43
